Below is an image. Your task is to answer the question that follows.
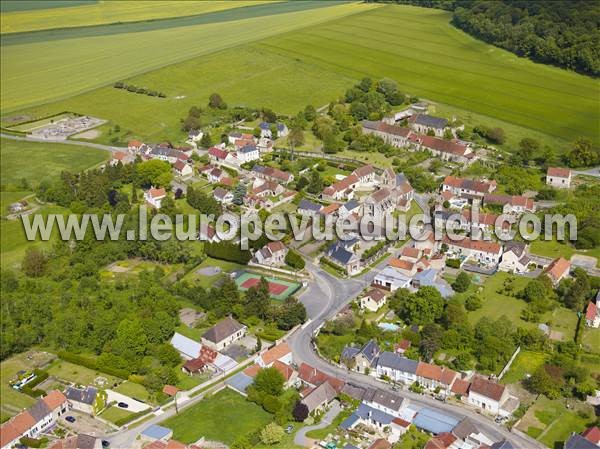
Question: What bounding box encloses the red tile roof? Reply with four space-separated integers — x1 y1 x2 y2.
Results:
402 247 421 259
365 288 387 304
419 135 468 156
389 258 415 271
272 360 295 381
451 378 470 395
260 342 291 366
208 147 228 160
443 176 496 194
368 439 391 449
440 367 458 386
547 167 571 178
544 257 570 282
392 417 411 428
298 363 344 392
243 364 261 378
395 339 411 352
586 301 598 321
183 357 205 373
148 187 166 199
417 362 442 381
582 426 600 444
42 390 67 410
443 236 501 255
162 385 180 396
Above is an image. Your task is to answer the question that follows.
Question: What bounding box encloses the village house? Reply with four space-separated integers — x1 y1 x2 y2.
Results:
300 381 337 414
483 194 535 214
352 165 378 189
252 165 294 185
325 241 361 275
201 316 247 351
466 376 510 415
251 179 285 198
207 167 226 184
411 269 454 298
48 434 102 449
128 139 143 152
358 288 387 312
173 160 193 179
338 199 362 218
362 120 414 148
415 135 474 165
64 386 97 415
443 237 503 266
321 174 359 201
364 388 408 417
546 167 572 189
388 258 418 278
498 242 531 274
207 146 229 163
340 402 396 435
149 147 187 164
408 114 448 137
543 257 571 285
256 342 293 367
187 129 203 145
373 266 411 291
297 363 345 392
258 122 288 139
1 390 69 449
298 199 322 217
110 151 134 166
213 187 233 204
228 132 254 145
253 241 288 267
144 187 166 209
341 340 380 374
442 176 497 199
198 222 219 243
585 293 600 328
416 363 458 395
364 188 396 216
376 351 418 385
237 144 260 163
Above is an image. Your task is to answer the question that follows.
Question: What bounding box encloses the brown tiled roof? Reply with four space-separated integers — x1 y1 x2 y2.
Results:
402 247 420 259
353 165 375 178
442 176 495 194
368 439 392 449
266 241 286 254
389 258 415 271
202 316 245 344
298 363 344 391
162 385 180 396
365 288 386 304
272 360 294 381
440 367 458 386
451 378 470 395
469 376 505 401
319 203 341 215
208 147 228 159
325 174 359 195
419 136 468 156
544 257 570 282
183 358 205 372
148 187 166 199
243 364 261 378
443 236 501 254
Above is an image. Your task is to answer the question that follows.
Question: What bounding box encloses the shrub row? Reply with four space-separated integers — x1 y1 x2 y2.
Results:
320 257 346 275
21 369 49 397
446 258 461 268
58 351 128 379
113 82 166 98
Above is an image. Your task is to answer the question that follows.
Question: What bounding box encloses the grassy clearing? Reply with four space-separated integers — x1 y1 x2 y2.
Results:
113 382 151 403
182 256 243 288
501 350 546 385
466 272 578 337
161 388 272 445
0 2 374 112
0 138 109 187
0 353 44 416
582 327 600 354
530 239 600 267
46 359 121 387
0 191 32 215
517 395 593 449
1 1 271 34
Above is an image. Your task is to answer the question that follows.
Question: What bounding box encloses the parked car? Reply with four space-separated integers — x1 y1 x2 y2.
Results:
285 425 294 434
117 402 129 408
65 416 76 423
101 441 110 448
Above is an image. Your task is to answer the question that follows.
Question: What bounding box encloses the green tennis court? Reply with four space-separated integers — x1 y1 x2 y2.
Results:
234 271 301 301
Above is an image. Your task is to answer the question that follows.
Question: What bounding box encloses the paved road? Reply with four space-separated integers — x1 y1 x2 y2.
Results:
289 263 545 449
1 133 127 154
293 400 341 447
573 167 600 178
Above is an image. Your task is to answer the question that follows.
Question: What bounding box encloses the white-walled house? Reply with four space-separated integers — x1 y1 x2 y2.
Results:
237 144 260 163
201 317 247 351
498 242 530 274
546 167 572 189
358 288 387 312
144 187 166 209
376 352 418 385
467 376 509 415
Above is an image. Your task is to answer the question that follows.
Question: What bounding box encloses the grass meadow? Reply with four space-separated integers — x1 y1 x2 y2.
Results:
3 4 596 154
0 138 109 187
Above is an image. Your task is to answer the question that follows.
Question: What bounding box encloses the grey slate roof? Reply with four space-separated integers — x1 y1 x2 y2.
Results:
452 417 479 439
490 440 517 449
328 244 355 265
298 199 322 212
563 434 596 449
355 403 395 425
226 372 254 394
343 199 359 211
141 424 172 440
27 400 51 422
301 381 337 412
414 114 448 129
340 346 360 361
358 340 380 365
340 383 367 401
364 388 405 413
65 386 97 405
395 173 408 185
376 351 418 374
239 144 257 153
413 407 460 434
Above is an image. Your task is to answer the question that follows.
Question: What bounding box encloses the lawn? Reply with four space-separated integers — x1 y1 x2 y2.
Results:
530 239 600 267
161 388 273 445
0 1 372 113
113 381 151 404
46 359 122 387
517 395 593 449
500 350 546 385
0 191 32 216
0 353 48 417
582 327 600 355
182 256 244 288
0 137 109 187
100 405 133 424
1 1 271 33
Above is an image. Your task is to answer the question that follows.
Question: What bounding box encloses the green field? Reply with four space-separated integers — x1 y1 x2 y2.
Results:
100 405 133 424
161 388 272 445
0 1 372 112
501 350 546 385
46 359 122 386
530 239 600 267
1 1 271 34
0 353 43 417
4 4 597 152
0 138 109 187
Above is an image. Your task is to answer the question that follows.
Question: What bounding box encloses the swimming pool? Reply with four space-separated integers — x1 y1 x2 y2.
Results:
378 322 399 332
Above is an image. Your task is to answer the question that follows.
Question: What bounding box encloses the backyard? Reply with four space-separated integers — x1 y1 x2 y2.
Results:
161 387 272 445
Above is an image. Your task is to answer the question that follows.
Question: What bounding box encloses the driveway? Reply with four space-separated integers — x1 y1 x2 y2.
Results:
294 400 341 447
105 390 151 413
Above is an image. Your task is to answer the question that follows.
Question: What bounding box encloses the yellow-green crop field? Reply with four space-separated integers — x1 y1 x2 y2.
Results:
0 0 274 34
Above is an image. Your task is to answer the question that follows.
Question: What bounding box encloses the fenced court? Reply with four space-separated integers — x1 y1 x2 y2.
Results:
234 271 300 300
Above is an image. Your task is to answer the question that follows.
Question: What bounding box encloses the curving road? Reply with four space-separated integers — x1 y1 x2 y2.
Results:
294 400 341 447
289 261 545 449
